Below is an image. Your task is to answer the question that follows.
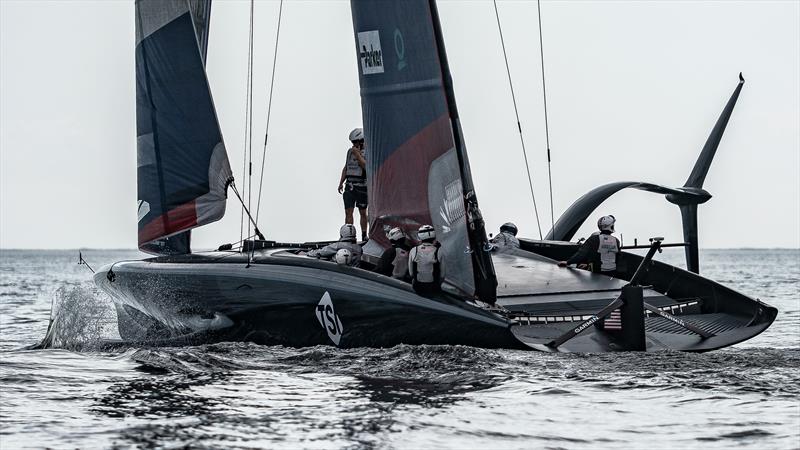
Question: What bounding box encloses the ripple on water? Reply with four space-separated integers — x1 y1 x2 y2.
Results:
1 249 799 448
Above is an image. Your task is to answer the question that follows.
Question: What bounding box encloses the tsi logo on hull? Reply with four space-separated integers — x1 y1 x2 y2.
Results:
316 292 344 346
358 30 384 75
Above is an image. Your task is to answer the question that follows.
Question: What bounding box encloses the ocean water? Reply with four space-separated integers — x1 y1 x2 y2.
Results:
0 249 798 449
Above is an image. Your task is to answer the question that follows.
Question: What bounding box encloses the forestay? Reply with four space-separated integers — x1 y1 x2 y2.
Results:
350 0 496 300
135 0 232 255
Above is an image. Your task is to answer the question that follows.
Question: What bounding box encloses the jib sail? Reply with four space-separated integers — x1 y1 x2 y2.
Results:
350 0 497 301
135 0 232 255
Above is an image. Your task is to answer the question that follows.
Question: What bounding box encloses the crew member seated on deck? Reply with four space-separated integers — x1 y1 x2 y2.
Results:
337 128 368 242
408 225 444 296
375 227 412 281
490 222 520 252
307 224 363 267
558 215 620 275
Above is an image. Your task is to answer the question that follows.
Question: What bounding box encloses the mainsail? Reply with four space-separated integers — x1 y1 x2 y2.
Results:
351 0 497 301
135 0 232 254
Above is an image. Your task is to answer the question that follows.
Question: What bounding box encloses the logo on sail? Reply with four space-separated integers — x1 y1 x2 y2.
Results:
358 30 384 75
315 291 344 346
438 179 464 234
394 29 406 71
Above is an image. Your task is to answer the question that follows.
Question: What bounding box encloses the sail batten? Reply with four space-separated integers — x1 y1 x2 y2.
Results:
136 0 232 255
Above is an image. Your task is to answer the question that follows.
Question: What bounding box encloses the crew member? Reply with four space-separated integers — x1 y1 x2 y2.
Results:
490 222 520 252
408 225 444 295
558 215 620 275
307 224 363 267
337 128 368 241
376 227 411 281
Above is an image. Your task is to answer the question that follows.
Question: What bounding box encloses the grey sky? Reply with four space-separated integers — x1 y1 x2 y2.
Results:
1 0 798 251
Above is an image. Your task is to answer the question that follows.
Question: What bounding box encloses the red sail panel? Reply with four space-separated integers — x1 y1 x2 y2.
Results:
369 115 454 228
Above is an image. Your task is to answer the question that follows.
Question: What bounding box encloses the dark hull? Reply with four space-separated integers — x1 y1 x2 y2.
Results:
94 251 524 349
94 245 776 352
508 240 777 352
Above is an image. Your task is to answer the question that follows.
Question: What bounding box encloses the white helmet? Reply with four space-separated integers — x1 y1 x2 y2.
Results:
500 222 518 236
388 227 404 243
597 215 616 232
418 224 435 242
334 248 353 266
339 224 357 241
349 128 364 142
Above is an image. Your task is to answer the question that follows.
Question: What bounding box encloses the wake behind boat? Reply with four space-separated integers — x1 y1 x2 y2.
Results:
87 0 776 353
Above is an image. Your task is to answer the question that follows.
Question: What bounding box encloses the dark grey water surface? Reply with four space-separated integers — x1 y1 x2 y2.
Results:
1 249 798 449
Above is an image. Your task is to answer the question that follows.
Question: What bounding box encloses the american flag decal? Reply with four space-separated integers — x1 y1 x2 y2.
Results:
604 309 623 330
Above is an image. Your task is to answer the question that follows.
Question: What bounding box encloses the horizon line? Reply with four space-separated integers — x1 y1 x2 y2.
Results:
1 247 799 252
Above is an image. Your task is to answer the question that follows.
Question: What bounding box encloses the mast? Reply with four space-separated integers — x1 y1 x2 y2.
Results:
428 0 498 302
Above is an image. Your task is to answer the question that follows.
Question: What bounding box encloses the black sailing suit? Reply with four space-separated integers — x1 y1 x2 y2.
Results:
566 230 622 276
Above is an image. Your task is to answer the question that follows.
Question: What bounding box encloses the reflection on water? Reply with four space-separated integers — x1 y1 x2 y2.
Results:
1 249 799 448
72 342 799 449
355 373 504 405
84 344 511 448
93 372 229 419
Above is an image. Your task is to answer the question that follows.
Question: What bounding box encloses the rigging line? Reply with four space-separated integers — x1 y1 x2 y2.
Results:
255 0 284 225
246 0 256 241
492 0 543 239
238 2 253 244
537 0 555 237
230 182 265 241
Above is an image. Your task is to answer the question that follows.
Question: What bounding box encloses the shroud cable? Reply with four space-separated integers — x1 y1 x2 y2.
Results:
255 0 284 226
492 0 543 239
537 0 556 237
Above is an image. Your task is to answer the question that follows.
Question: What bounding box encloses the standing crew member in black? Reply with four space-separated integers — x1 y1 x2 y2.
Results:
337 128 368 241
408 225 444 295
558 215 621 276
376 227 412 281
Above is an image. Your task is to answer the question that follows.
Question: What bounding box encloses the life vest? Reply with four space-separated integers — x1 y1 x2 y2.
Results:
391 248 409 279
491 232 520 252
344 148 365 181
597 234 619 271
411 243 439 283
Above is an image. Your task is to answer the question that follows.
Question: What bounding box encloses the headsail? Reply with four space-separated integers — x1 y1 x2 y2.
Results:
351 0 497 301
188 0 212 63
135 0 232 254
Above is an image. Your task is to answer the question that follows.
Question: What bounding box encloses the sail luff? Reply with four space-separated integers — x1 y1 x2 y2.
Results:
188 0 213 64
427 0 498 302
135 1 172 246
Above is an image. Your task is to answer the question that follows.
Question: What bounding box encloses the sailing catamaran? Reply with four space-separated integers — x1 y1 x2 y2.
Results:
93 0 776 352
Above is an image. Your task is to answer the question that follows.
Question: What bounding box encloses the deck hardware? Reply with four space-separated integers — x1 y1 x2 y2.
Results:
546 238 663 349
